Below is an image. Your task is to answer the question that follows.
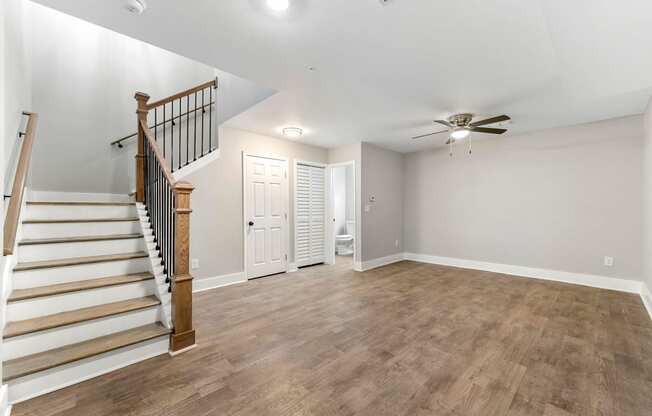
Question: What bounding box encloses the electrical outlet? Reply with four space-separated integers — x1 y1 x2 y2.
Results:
191 258 200 270
603 256 614 267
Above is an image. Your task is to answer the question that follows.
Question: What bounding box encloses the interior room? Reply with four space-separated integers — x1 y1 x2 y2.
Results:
1 0 652 415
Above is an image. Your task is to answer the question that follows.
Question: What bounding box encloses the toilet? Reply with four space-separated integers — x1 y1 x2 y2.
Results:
335 220 355 255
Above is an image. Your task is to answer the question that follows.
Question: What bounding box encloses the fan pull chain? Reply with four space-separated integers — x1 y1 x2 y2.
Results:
449 139 453 157
468 135 473 155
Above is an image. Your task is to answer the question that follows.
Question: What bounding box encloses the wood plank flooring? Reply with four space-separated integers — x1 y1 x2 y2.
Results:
12 258 652 416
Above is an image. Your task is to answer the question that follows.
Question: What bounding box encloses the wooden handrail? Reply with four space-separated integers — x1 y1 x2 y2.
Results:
4 112 38 256
146 79 216 110
139 119 176 186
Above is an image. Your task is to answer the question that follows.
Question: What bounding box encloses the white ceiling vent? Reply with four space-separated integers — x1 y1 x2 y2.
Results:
124 0 147 15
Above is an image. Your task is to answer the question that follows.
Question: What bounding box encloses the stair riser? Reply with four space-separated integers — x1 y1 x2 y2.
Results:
22 221 142 239
7 335 169 404
18 238 145 262
26 205 137 220
7 280 157 321
13 258 150 289
3 307 161 361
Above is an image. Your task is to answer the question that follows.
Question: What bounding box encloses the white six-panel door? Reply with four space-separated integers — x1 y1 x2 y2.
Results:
295 162 326 268
245 155 288 279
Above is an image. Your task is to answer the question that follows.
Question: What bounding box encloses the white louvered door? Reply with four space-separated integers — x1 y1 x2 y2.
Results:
295 163 326 268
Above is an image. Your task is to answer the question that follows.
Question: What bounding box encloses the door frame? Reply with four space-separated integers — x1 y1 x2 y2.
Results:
242 152 290 280
325 160 356 266
293 160 328 269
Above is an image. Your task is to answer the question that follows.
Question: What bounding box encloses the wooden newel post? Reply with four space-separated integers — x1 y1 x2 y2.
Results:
170 181 196 352
134 92 150 203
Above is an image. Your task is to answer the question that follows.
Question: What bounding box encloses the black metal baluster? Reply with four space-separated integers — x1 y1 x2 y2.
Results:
163 104 166 160
209 86 213 152
178 98 182 172
194 92 198 161
201 88 205 157
171 100 175 172
186 95 190 167
154 108 158 143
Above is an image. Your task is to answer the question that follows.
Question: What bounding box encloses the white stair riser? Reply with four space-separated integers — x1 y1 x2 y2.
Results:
7 335 169 404
14 258 150 289
22 221 141 239
7 280 156 321
26 205 137 220
3 307 161 361
18 238 145 262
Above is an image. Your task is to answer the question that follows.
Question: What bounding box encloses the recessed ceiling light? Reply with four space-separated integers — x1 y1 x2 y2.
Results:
283 127 303 138
267 0 289 11
124 0 146 14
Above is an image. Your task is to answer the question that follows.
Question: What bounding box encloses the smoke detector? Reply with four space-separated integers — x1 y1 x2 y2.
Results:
125 0 146 14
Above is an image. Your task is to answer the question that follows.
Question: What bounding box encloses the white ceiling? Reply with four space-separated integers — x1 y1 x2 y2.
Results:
31 0 652 152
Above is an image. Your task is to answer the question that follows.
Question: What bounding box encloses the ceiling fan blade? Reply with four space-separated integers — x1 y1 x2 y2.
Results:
469 115 511 127
412 129 449 140
471 126 507 134
434 119 453 128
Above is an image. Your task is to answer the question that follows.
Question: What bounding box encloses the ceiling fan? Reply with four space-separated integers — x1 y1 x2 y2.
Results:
412 113 511 145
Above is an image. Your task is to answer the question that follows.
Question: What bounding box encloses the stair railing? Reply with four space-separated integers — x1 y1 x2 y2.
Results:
4 112 38 256
134 80 218 353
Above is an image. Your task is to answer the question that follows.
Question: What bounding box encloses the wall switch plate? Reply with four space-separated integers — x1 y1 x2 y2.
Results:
192 258 200 269
604 256 614 267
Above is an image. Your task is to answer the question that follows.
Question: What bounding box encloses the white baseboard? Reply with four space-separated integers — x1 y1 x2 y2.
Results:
0 385 10 416
358 252 405 272
404 252 642 294
287 263 298 273
641 282 652 321
193 272 246 293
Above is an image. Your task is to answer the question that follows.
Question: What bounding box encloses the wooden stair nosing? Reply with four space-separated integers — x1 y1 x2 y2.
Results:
3 323 170 381
13 251 149 272
27 201 135 206
19 233 144 246
8 273 155 302
3 296 161 339
22 217 140 224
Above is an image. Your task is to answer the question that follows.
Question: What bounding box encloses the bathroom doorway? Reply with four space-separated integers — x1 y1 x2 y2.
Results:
326 161 356 268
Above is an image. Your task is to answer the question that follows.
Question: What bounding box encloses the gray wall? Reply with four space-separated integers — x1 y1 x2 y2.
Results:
361 142 404 262
27 2 273 194
644 100 652 292
186 127 327 280
403 115 644 281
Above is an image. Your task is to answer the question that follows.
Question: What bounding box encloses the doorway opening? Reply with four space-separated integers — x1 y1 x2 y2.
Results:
327 161 356 268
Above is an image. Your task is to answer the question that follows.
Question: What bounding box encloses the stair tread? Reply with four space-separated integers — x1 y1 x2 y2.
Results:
3 322 170 381
4 296 161 338
14 251 149 271
8 273 155 302
19 233 143 245
23 217 140 224
27 201 135 206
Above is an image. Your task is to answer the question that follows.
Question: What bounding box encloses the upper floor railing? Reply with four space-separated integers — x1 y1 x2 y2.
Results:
4 112 38 256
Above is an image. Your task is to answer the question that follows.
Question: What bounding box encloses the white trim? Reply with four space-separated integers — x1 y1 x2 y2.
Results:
288 263 298 273
294 159 327 268
242 152 290 279
173 148 221 181
358 252 404 271
641 282 652 322
192 272 246 293
326 160 356 268
404 252 642 294
0 385 10 416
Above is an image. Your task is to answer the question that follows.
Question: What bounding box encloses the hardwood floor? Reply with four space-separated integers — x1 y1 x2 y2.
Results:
12 259 652 415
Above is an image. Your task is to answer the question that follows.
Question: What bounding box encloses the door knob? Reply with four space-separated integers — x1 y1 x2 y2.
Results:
248 221 255 226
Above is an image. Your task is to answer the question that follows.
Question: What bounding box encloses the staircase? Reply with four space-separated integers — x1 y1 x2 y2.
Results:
2 198 171 403
2 80 216 404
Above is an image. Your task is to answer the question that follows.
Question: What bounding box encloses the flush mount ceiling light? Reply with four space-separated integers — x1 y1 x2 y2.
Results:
267 0 289 11
283 127 303 138
124 0 146 14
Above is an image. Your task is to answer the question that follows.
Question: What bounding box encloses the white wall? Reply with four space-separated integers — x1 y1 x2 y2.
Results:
404 115 644 281
185 127 327 280
26 2 274 194
361 142 404 262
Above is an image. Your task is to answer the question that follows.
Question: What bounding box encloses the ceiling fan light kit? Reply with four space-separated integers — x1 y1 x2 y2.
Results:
412 113 511 156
